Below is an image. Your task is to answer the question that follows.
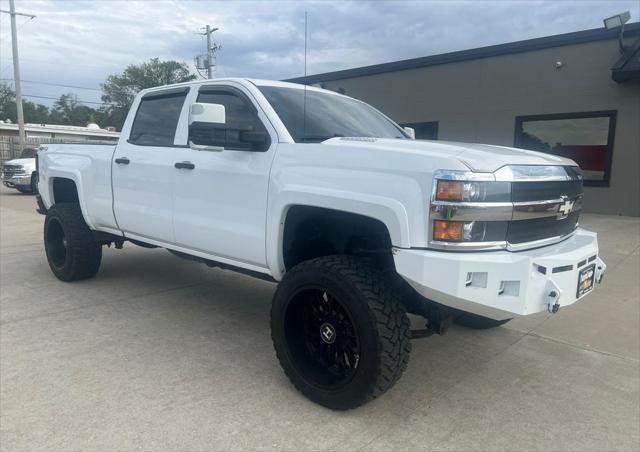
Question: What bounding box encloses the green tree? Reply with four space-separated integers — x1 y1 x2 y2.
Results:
0 82 51 124
51 93 97 126
101 58 196 129
0 82 18 121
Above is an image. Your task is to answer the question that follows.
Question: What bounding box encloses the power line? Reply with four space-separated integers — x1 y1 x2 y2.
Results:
0 15 36 76
6 56 112 70
22 93 114 106
0 78 101 91
0 56 115 71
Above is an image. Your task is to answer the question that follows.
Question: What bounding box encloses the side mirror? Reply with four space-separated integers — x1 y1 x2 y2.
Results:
240 130 270 149
189 102 226 151
403 127 416 139
190 102 225 125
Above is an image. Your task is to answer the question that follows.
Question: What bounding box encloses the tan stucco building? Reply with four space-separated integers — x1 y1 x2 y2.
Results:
290 24 640 216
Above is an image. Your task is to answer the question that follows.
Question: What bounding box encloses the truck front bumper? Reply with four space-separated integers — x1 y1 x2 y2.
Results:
1 174 31 187
393 229 605 320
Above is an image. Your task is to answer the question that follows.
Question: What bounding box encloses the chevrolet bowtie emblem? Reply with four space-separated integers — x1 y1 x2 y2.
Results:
557 197 574 219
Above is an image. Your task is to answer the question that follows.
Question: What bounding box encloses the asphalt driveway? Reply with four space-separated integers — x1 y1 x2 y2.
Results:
1 186 638 451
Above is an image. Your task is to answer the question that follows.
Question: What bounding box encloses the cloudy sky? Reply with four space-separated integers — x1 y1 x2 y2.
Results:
1 0 638 107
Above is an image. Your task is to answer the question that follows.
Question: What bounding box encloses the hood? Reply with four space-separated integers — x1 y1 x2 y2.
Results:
2 158 36 169
322 138 576 173
448 141 576 172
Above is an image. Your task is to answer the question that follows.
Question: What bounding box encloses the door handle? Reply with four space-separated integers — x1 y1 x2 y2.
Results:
115 157 130 165
174 161 195 170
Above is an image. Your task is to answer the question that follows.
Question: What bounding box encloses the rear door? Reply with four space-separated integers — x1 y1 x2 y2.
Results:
112 87 189 243
171 83 277 267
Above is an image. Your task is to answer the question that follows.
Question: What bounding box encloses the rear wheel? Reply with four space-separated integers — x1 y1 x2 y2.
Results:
44 203 102 281
271 255 411 410
454 312 511 329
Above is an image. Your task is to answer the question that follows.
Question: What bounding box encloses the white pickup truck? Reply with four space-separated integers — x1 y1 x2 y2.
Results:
36 78 606 410
2 148 38 194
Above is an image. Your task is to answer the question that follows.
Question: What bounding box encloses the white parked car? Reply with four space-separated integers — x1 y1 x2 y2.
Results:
35 79 606 409
1 148 37 194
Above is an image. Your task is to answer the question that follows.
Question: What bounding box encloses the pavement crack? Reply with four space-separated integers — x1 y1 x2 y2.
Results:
522 331 639 362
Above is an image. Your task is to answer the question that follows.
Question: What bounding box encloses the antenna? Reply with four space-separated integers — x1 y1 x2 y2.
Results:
303 11 308 139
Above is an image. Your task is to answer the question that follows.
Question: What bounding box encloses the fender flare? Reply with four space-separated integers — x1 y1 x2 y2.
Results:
43 168 94 230
266 187 411 280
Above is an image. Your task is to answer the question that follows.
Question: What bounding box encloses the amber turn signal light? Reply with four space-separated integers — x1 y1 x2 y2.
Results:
435 181 463 201
433 220 464 241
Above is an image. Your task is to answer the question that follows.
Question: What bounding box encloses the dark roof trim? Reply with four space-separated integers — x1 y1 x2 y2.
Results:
287 23 640 84
611 37 640 82
141 86 190 99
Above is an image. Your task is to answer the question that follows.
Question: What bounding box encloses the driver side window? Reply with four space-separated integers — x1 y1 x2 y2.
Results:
194 90 270 151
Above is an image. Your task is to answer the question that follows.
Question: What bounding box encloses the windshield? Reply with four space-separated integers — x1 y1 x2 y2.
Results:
258 86 407 143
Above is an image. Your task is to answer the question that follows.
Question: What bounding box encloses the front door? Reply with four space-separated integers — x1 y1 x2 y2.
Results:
112 88 189 243
172 84 276 268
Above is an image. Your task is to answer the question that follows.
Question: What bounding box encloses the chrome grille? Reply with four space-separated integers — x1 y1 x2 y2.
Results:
429 166 584 251
511 180 582 203
508 178 582 245
507 211 580 244
1 164 26 176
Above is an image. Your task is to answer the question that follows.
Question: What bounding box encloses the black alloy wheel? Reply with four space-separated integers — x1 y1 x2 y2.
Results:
271 255 411 410
44 203 102 281
46 217 68 268
284 287 361 388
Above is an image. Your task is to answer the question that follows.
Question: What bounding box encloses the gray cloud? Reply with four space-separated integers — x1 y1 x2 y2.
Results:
1 0 638 107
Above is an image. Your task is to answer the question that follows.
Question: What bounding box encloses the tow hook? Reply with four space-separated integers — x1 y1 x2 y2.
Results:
545 280 562 314
595 258 607 284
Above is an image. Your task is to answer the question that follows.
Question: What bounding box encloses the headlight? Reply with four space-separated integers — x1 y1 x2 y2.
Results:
433 220 467 241
436 181 479 202
430 171 512 248
435 180 510 202
432 220 508 243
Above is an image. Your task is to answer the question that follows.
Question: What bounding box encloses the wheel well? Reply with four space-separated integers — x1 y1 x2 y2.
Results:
282 206 393 271
52 178 79 204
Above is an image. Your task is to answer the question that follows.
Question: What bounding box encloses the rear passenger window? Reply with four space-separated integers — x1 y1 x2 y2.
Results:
129 91 188 146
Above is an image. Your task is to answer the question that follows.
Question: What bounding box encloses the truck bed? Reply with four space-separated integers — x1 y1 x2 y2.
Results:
38 143 119 233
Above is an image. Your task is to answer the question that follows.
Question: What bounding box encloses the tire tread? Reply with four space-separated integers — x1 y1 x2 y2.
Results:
272 255 411 409
45 203 101 281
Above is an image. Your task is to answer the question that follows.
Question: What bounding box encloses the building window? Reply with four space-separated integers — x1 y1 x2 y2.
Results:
514 111 617 187
399 121 438 140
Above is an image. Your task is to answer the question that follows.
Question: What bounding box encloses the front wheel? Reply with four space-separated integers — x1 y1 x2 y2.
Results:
271 256 411 410
44 203 102 281
30 172 38 194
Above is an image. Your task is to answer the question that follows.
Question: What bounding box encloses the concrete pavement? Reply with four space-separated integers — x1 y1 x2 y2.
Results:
1 186 638 451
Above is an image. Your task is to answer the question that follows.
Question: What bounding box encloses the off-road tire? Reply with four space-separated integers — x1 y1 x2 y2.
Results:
271 255 411 410
30 172 38 194
454 312 511 329
44 203 102 281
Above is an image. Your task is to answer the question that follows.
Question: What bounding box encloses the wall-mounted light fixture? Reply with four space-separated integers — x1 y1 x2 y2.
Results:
603 11 631 54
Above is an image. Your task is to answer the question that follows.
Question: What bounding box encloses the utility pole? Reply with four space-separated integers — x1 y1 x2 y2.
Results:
206 25 214 78
197 25 219 79
1 0 36 152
